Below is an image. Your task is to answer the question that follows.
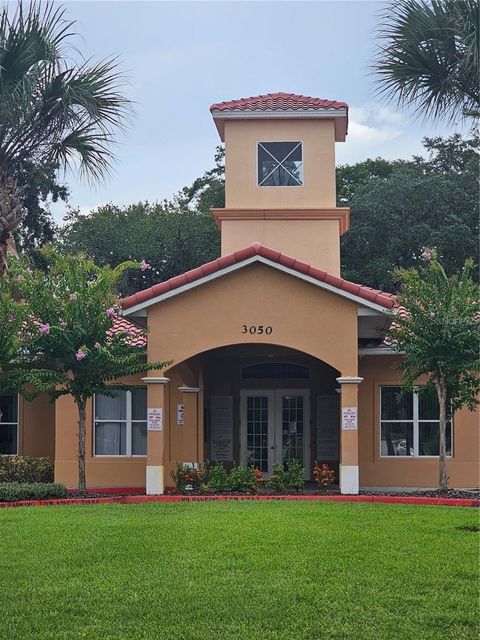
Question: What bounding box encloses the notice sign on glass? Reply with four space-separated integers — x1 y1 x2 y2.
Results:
147 407 163 432
342 407 358 431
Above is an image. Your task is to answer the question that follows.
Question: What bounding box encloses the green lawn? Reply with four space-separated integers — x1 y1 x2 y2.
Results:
0 502 478 640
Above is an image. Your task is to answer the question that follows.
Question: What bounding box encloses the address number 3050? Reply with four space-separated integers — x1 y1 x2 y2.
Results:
242 325 273 335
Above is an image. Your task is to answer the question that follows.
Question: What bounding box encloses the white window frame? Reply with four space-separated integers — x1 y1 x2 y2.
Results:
379 386 453 458
0 394 19 455
257 141 304 187
93 389 147 457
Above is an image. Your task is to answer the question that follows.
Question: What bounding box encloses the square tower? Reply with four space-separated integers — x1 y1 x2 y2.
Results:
210 92 350 275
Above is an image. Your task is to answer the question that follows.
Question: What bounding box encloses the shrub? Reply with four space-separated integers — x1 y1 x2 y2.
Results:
170 463 206 492
0 483 68 502
0 456 54 483
312 462 336 489
266 464 287 493
286 459 305 492
226 465 260 493
208 463 228 492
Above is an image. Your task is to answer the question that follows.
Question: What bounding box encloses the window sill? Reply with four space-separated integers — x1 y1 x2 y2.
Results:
92 455 147 459
378 456 453 460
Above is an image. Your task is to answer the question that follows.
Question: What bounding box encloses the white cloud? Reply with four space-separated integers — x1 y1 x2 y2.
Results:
375 106 405 126
348 103 405 144
348 119 402 145
337 102 413 164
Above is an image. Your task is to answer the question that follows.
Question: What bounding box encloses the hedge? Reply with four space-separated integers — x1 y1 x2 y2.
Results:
0 483 68 502
0 456 54 483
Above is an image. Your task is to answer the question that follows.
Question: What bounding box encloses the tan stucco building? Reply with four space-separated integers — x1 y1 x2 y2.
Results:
2 93 478 493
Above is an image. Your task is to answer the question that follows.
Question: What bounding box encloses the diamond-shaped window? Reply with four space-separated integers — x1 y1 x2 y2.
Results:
257 141 303 187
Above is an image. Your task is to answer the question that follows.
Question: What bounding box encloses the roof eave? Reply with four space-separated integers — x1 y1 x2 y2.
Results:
122 255 393 317
211 109 348 142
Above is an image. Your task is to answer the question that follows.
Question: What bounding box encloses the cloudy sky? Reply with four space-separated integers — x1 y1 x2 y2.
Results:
42 0 465 220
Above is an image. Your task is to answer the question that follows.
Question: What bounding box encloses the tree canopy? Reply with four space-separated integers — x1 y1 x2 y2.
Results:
60 135 478 295
340 134 479 290
60 149 224 295
14 160 68 249
61 202 220 296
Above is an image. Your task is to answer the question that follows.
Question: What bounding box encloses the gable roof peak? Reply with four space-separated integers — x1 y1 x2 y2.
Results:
121 242 396 315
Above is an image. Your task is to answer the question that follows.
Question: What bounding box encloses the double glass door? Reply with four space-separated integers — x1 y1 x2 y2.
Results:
240 390 310 477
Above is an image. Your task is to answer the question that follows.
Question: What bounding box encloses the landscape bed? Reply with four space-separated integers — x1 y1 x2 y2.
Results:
1 501 478 639
0 492 479 509
0 483 478 508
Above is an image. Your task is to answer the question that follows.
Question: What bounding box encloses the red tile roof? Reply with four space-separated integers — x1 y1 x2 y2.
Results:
121 243 396 312
210 92 348 113
109 316 146 347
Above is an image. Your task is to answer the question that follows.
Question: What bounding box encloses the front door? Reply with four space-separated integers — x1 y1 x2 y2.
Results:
240 390 310 477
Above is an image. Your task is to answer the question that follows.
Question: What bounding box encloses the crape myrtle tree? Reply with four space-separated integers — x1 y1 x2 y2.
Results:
0 1 132 272
387 249 480 490
0 249 168 491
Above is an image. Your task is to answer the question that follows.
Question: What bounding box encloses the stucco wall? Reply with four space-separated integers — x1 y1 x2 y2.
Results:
224 119 336 209
148 263 358 377
20 393 55 459
220 218 341 274
54 375 147 489
358 355 479 488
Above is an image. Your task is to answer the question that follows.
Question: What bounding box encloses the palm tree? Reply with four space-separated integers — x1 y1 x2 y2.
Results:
0 2 133 272
372 0 479 123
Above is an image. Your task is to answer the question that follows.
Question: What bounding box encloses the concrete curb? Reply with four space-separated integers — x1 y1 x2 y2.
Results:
0 493 478 509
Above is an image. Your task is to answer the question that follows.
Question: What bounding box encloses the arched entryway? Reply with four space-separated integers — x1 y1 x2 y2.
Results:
167 343 340 480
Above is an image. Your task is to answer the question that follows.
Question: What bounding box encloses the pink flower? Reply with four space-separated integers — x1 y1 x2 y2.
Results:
75 349 87 361
94 342 101 349
16 274 25 282
421 250 432 261
140 260 151 272
38 323 50 335
26 267 33 274
69 293 77 301
106 307 116 319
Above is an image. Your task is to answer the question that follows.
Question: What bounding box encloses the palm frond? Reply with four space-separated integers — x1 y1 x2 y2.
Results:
0 1 134 183
372 0 479 124
51 123 116 183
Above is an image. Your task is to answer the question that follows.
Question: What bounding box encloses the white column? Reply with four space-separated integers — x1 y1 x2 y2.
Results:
142 376 170 495
336 376 363 495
